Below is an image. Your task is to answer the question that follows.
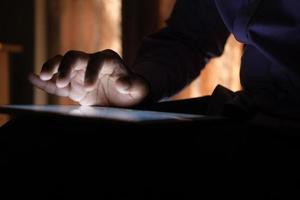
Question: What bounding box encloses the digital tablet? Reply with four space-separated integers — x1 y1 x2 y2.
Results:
0 105 213 123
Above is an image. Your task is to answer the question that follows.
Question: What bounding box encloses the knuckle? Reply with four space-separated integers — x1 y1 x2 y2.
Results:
53 54 63 60
41 62 51 71
42 55 60 71
64 50 81 59
101 49 120 59
95 50 124 67
102 49 117 55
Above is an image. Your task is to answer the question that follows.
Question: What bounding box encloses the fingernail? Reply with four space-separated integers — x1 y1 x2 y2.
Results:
40 72 52 81
56 78 69 88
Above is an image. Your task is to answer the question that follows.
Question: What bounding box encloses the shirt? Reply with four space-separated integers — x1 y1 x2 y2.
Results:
132 0 300 118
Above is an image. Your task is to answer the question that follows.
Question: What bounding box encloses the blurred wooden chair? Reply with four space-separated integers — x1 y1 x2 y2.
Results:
0 42 23 126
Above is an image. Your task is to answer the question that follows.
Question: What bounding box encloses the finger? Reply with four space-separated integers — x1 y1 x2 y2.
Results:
69 78 87 102
84 49 127 92
114 76 132 94
40 55 63 81
116 75 149 99
29 73 47 88
84 52 105 92
29 73 55 93
55 85 70 97
79 90 98 106
57 50 89 88
29 73 70 97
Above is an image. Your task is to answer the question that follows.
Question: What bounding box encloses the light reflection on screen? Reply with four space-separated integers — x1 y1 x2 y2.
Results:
0 105 206 122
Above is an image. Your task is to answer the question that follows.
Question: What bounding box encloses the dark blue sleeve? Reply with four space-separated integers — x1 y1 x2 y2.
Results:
216 0 300 84
214 0 300 116
132 0 229 100
248 0 300 82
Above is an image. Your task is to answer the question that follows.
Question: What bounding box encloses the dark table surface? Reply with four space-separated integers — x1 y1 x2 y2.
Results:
1 110 300 199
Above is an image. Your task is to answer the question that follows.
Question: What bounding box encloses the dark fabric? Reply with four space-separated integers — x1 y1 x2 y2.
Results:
131 0 300 119
142 85 256 120
132 0 229 100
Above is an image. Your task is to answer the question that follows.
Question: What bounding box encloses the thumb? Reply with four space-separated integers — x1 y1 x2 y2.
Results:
115 76 132 94
115 75 149 98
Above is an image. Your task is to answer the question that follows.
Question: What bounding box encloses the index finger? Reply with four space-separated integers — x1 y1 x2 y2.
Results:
40 55 63 81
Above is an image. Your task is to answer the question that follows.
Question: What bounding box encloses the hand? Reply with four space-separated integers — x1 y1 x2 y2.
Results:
29 49 149 107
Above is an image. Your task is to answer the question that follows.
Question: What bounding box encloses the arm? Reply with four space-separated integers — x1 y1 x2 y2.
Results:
248 0 300 82
216 0 300 85
131 0 230 101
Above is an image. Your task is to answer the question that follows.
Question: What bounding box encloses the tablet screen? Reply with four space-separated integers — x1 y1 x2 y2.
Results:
0 105 207 123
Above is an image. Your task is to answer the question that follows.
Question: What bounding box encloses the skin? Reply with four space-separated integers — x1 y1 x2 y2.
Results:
29 49 150 107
